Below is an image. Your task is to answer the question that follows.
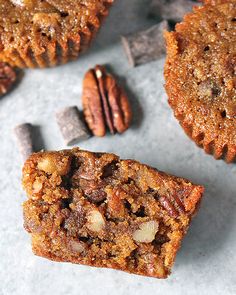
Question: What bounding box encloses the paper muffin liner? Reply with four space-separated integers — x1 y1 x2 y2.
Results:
177 115 236 163
0 1 112 68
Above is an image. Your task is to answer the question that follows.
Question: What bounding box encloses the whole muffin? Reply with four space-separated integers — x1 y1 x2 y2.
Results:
0 0 113 68
164 0 236 163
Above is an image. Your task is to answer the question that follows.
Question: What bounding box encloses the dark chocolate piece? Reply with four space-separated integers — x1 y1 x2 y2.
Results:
56 106 90 145
148 0 200 23
14 123 34 160
121 21 169 67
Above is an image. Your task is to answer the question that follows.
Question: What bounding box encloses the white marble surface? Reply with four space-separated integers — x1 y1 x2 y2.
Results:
1 1 236 294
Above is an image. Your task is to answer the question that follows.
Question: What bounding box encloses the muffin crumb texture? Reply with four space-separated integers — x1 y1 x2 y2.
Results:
22 148 204 278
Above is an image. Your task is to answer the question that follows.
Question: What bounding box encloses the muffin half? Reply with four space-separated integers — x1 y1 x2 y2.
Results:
22 148 204 278
0 0 113 68
164 0 236 163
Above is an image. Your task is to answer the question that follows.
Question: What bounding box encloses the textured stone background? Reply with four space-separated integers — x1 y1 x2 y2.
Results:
0 1 236 294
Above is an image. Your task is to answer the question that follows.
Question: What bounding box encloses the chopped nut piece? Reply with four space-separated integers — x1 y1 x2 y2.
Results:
37 157 58 174
32 179 43 193
133 221 159 243
37 154 71 175
33 13 61 27
10 0 24 6
0 62 17 96
86 209 105 233
69 240 86 254
10 0 36 7
107 188 125 218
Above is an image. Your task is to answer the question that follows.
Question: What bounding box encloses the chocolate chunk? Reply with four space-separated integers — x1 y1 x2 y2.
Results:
79 179 107 203
14 123 34 160
121 21 169 67
148 0 200 23
56 106 90 145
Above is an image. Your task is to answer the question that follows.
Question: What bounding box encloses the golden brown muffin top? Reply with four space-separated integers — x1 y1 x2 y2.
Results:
164 0 236 161
0 0 112 54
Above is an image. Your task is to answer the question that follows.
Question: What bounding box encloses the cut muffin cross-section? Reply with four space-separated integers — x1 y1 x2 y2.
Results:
22 148 204 278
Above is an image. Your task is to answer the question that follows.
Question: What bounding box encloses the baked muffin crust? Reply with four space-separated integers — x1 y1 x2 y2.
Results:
22 148 204 278
0 0 113 67
164 0 236 162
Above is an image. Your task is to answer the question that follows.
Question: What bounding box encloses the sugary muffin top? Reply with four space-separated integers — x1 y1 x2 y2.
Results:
0 0 111 53
164 0 236 161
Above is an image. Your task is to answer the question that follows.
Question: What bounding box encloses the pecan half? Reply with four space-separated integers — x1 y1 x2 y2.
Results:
0 62 17 96
82 65 132 137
